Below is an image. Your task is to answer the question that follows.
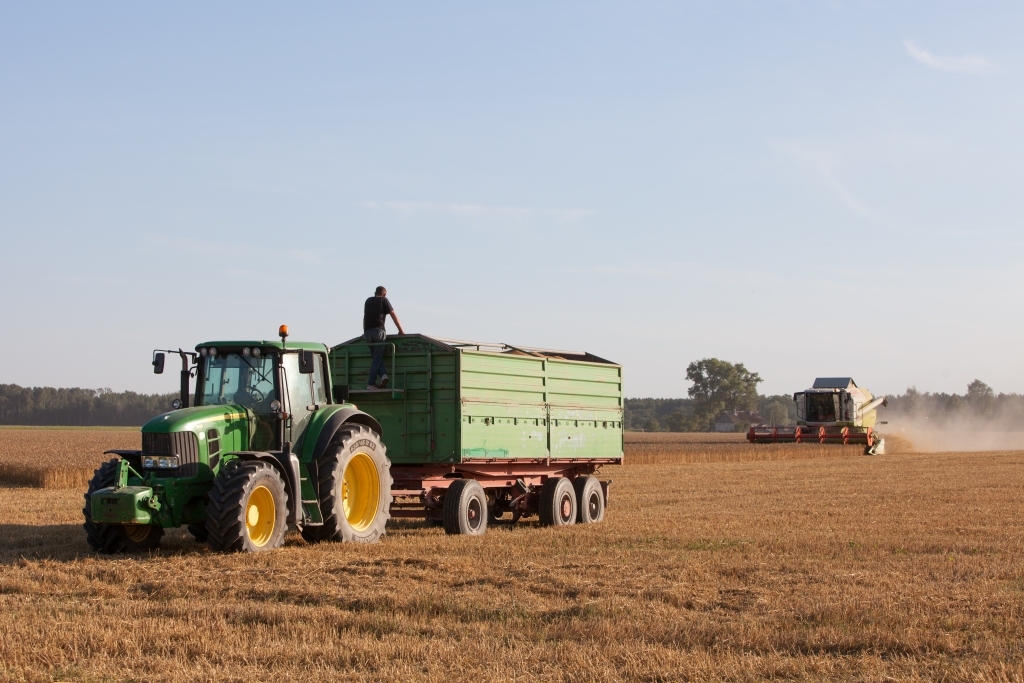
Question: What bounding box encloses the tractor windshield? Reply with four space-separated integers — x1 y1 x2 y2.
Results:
198 352 277 411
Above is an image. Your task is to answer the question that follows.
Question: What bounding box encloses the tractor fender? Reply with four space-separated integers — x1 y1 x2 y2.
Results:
228 451 302 525
308 407 384 464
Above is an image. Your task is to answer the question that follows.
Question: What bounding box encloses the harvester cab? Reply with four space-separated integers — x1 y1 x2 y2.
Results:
83 326 393 554
748 377 888 455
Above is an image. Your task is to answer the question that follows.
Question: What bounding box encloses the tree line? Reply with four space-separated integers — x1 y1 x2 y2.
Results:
0 384 177 426
3 368 1021 430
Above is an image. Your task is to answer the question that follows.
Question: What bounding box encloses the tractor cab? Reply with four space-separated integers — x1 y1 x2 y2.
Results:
192 341 330 452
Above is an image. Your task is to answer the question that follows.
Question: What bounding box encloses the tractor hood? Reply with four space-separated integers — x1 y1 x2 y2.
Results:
142 405 251 434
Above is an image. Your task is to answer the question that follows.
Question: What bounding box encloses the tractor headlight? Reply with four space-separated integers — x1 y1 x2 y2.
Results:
199 347 208 357
252 347 261 357
209 347 218 357
270 399 282 413
242 347 251 356
142 455 180 469
171 399 182 410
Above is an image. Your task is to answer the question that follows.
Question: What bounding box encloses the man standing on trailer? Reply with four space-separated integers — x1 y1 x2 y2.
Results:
364 286 405 390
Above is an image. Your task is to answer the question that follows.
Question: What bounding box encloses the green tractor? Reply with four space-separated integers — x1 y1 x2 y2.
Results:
83 326 392 552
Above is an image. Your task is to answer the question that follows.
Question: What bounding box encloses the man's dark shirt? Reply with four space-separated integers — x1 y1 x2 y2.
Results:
363 296 394 331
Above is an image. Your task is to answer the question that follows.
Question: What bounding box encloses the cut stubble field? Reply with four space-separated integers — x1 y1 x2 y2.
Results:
1 429 1023 681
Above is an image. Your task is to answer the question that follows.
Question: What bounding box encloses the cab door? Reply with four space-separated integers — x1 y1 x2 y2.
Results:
282 353 315 451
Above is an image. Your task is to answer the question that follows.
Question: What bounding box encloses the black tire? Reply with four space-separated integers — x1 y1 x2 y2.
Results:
82 458 164 553
206 460 288 552
187 524 209 542
300 425 392 544
443 479 487 536
573 476 605 523
539 477 576 527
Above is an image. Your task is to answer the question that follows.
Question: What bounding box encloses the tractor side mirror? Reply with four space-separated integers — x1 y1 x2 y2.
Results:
299 350 314 374
153 352 165 374
333 384 350 403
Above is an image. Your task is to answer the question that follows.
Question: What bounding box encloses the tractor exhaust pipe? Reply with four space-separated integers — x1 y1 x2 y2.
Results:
178 349 191 408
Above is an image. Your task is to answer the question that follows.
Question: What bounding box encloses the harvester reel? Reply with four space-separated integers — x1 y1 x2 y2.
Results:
82 458 164 553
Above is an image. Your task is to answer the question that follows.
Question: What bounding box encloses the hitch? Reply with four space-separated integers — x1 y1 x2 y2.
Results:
116 458 144 489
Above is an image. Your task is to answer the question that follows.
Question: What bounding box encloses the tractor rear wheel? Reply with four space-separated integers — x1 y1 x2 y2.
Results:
205 460 288 552
539 477 576 527
443 479 487 536
82 458 164 553
301 425 392 544
573 476 605 523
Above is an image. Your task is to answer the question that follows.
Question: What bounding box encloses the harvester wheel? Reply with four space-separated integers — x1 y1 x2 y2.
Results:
82 458 164 553
573 476 605 524
539 477 577 527
205 460 288 552
301 425 392 544
442 479 487 536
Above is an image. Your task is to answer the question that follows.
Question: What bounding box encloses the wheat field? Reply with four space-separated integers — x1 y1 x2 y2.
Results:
1 428 1022 681
0 428 900 489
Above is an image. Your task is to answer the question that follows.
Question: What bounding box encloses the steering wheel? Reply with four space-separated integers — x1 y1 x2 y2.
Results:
246 387 266 404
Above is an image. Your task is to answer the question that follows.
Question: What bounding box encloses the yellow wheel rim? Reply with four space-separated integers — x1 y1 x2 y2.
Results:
124 525 152 542
342 452 380 532
246 485 276 547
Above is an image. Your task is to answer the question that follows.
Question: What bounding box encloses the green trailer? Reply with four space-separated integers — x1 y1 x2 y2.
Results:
82 327 621 554
329 334 622 530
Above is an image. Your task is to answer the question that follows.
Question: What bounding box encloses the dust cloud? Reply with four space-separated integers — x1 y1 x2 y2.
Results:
881 418 1024 453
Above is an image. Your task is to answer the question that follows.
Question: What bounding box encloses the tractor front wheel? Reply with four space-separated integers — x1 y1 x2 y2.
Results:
82 458 164 553
205 460 288 552
301 425 392 544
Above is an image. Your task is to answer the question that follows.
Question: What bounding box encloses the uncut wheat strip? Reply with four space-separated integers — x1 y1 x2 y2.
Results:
41 467 97 490
0 464 47 488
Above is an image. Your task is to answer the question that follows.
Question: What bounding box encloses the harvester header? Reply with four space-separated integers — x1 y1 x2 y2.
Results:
748 377 887 454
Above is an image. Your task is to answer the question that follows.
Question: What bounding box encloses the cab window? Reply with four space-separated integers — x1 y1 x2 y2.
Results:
311 355 328 405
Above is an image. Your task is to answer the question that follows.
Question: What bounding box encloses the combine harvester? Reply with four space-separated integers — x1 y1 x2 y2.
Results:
747 377 888 454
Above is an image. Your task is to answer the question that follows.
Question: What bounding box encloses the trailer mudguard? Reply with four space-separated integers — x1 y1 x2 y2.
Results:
306 407 384 464
228 451 303 525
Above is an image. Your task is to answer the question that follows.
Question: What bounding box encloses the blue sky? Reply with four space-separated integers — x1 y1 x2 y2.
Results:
1 2 1022 398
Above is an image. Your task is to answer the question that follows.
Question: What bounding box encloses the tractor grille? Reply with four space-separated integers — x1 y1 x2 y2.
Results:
142 431 200 477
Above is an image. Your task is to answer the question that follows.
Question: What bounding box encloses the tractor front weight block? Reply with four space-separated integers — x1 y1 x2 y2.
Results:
91 486 158 525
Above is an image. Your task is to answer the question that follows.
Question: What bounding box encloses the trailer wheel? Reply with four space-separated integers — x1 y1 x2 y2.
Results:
301 425 392 544
205 460 288 552
82 458 164 553
443 479 488 536
573 476 605 523
539 477 577 527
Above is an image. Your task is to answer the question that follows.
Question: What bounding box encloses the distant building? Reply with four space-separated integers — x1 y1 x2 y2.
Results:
715 410 764 432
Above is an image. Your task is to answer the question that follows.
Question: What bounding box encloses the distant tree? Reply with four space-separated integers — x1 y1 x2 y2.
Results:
642 417 661 432
966 379 995 417
624 398 692 431
665 410 691 432
763 399 791 427
686 358 762 431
